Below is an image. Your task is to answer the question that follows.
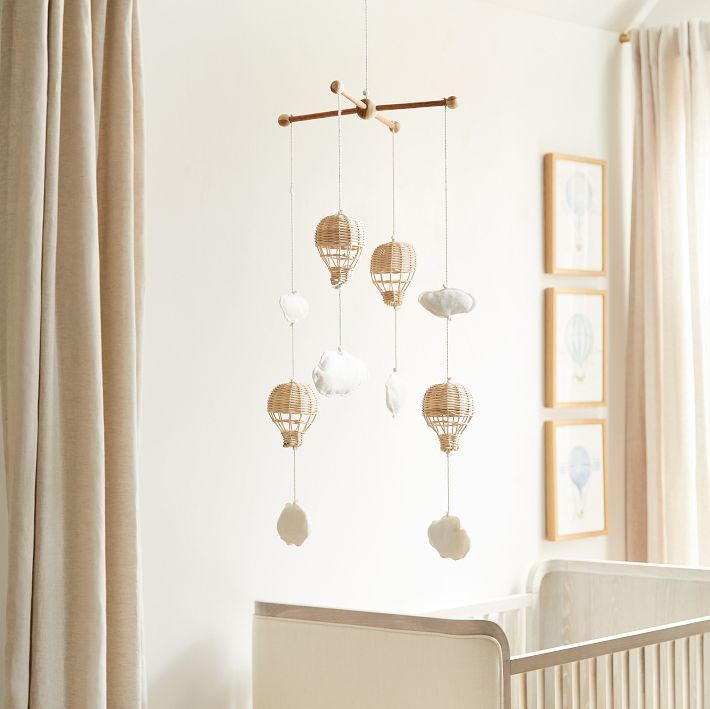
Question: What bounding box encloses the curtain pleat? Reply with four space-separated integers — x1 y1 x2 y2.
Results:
0 0 146 706
626 21 710 565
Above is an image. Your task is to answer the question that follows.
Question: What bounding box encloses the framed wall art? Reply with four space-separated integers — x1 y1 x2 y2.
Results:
545 419 607 540
545 288 606 407
544 153 606 276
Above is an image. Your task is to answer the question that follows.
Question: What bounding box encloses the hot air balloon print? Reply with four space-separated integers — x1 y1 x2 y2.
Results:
568 445 591 518
546 420 607 541
565 313 594 382
565 171 593 254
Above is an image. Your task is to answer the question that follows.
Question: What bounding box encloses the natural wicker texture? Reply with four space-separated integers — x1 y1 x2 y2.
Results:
370 240 417 307
422 381 474 453
315 212 365 288
267 381 318 448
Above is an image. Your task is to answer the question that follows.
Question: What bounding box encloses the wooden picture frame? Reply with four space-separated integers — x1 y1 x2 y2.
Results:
545 288 606 408
545 419 608 541
544 153 607 276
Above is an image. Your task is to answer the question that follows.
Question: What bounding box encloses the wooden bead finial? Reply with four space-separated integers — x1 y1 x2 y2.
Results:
445 96 458 109
330 80 343 94
278 114 291 127
389 121 401 134
356 97 377 120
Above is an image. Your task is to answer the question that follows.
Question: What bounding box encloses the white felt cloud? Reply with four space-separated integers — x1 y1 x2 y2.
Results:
277 502 309 546
385 370 407 417
418 287 475 319
312 348 369 397
279 292 309 324
428 515 471 560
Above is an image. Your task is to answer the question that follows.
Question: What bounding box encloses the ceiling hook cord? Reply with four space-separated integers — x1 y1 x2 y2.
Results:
364 0 369 98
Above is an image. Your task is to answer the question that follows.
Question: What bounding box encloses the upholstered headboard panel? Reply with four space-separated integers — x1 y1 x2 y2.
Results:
253 603 510 709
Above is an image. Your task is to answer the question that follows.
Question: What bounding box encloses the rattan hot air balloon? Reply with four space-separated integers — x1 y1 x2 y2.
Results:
422 380 474 453
370 241 416 307
315 212 365 288
267 381 318 448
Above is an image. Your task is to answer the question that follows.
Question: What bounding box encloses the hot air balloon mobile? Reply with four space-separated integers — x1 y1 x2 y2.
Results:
565 313 594 382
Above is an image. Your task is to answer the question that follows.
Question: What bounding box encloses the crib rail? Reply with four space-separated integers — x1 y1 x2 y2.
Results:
426 593 535 656
510 616 710 709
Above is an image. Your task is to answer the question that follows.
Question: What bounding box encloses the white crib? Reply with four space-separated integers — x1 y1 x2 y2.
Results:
252 559 710 708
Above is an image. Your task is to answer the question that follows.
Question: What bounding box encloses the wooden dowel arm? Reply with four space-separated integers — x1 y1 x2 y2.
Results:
277 93 457 131
330 80 400 132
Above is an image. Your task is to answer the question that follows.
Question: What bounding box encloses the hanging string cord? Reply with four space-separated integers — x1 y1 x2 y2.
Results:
289 123 296 380
337 92 343 212
443 104 450 381
446 454 451 515
292 448 297 502
393 308 398 372
445 319 449 380
443 104 449 287
290 324 295 380
290 122 295 293
338 287 343 349
363 0 369 98
391 129 396 241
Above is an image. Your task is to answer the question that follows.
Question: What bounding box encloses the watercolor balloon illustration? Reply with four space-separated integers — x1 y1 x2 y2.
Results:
564 313 594 382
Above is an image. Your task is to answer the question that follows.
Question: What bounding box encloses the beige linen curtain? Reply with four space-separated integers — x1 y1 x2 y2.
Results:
0 0 146 706
626 21 710 565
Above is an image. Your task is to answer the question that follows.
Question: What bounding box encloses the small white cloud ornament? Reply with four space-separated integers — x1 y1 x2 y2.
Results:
279 292 309 324
428 514 471 560
385 370 407 417
418 286 475 320
312 348 369 397
277 502 309 546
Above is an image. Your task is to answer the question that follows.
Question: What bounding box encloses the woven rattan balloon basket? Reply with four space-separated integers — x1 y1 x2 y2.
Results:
422 381 474 453
267 381 318 448
370 240 416 307
315 212 365 288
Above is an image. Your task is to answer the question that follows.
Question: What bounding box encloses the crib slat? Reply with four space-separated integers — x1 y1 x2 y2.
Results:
519 605 528 655
544 664 564 709
512 672 526 709
659 641 675 709
628 648 644 709
612 651 629 709
675 637 690 709
596 655 613 709
521 671 529 709
505 609 521 656
703 634 710 708
644 643 660 709
579 657 596 709
573 662 582 709
561 662 580 709
688 635 702 709
556 664 564 709
528 669 545 709
543 667 559 709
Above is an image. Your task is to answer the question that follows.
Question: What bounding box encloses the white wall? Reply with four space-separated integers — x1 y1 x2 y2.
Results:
148 0 629 706
646 0 710 26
